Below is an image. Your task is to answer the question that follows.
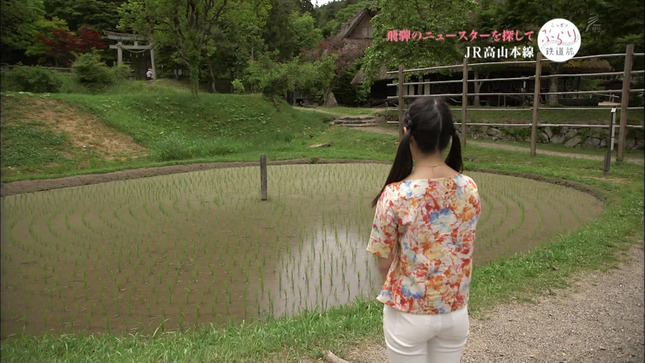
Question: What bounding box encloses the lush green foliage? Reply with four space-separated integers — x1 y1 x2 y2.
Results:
43 0 123 34
231 79 245 94
245 55 337 100
476 0 644 57
118 0 270 97
71 52 116 87
0 0 47 63
264 1 322 61
362 0 476 84
0 66 64 93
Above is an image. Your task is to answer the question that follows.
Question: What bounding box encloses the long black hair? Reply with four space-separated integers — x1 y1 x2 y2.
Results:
372 97 463 206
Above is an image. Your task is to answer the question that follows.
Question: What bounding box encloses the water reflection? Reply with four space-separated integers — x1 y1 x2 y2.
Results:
262 225 382 317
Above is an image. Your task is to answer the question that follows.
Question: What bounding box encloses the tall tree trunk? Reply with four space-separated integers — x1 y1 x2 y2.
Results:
189 56 200 98
207 57 216 93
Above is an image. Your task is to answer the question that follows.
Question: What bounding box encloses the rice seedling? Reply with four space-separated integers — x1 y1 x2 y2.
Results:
0 164 602 337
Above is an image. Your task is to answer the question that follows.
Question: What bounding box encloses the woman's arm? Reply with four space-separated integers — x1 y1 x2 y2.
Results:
377 254 394 280
377 242 399 280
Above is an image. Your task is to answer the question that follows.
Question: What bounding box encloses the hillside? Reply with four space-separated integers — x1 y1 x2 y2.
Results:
0 82 399 182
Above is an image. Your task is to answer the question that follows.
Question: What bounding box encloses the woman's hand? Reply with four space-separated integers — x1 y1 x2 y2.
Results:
378 242 400 280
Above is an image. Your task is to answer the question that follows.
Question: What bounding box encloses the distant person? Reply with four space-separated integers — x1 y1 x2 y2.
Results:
367 97 480 363
146 68 153 81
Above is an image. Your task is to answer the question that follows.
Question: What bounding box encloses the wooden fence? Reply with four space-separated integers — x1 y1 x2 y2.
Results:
387 44 644 161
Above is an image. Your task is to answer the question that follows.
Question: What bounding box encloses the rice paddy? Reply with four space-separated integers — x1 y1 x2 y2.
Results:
0 163 603 338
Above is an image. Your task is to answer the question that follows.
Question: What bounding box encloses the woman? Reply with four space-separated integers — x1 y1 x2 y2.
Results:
367 97 480 363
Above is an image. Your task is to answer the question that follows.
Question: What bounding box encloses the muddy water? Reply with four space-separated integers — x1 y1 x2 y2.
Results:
0 164 602 338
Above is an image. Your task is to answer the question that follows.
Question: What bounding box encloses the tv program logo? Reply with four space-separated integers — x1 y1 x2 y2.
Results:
538 18 581 62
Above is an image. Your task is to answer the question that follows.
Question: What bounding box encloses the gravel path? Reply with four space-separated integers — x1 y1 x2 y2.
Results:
341 243 644 363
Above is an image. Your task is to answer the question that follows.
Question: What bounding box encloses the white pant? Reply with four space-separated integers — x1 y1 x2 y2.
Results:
383 304 469 363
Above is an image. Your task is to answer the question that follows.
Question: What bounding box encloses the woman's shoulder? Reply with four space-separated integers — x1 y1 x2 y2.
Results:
455 173 478 189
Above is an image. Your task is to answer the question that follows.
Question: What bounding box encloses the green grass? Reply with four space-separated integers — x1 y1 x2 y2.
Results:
376 106 644 125
1 84 642 182
1 142 642 362
452 107 644 125
471 138 644 159
0 122 69 167
1 84 643 362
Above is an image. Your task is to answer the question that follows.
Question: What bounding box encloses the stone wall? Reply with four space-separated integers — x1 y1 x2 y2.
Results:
466 125 644 150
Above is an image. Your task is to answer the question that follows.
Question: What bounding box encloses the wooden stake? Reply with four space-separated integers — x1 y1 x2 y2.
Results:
617 44 634 162
398 64 405 139
461 58 468 147
530 53 543 157
260 154 267 201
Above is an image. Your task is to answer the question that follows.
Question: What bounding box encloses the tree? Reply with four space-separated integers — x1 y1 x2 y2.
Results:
478 0 644 104
23 16 68 64
43 0 124 32
119 0 259 98
37 27 106 66
361 0 476 85
1 0 46 63
244 54 336 102
205 2 269 92
317 0 367 38
263 0 321 61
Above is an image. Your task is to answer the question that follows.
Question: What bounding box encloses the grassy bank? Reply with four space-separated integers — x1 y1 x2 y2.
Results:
2 84 643 182
1 87 412 182
1 142 642 362
1 84 643 361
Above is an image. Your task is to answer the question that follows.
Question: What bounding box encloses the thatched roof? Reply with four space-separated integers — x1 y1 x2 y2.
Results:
351 66 395 85
338 1 376 39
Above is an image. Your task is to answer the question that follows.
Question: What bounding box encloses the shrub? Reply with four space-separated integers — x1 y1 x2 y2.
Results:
72 52 114 87
244 55 336 101
231 79 245 94
113 64 133 81
0 66 63 93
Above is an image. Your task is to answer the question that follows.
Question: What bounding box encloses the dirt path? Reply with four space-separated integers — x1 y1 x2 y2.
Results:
355 126 644 165
341 243 644 363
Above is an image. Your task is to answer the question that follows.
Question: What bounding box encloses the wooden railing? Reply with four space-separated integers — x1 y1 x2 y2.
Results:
387 44 644 161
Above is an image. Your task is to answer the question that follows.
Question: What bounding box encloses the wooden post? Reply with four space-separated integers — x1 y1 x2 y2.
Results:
150 45 157 79
530 53 543 157
617 44 634 162
398 64 405 139
461 58 468 147
604 108 617 176
117 42 123 66
260 154 267 201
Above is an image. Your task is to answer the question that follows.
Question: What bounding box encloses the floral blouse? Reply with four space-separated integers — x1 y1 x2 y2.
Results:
367 174 480 315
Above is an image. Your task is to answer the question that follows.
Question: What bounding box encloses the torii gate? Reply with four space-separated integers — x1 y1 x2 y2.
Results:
104 30 156 79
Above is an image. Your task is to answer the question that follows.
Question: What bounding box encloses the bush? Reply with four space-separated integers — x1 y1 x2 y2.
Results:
244 55 336 101
1 66 63 93
231 79 245 94
113 64 133 81
72 52 114 87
